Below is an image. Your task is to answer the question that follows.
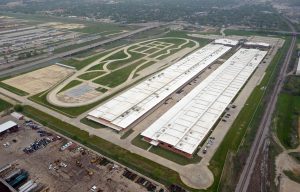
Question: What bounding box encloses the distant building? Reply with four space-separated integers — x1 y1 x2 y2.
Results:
244 42 270 49
10 112 24 120
296 58 300 75
213 38 239 47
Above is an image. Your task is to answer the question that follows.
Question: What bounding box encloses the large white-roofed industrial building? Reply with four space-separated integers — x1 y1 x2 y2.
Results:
87 42 233 131
141 48 268 158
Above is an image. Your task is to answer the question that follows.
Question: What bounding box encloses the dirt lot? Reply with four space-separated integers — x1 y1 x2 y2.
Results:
0 115 159 192
3 65 74 95
280 176 300 192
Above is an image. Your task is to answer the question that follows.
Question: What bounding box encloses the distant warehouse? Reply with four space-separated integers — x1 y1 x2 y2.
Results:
141 48 268 158
296 58 300 75
87 42 233 131
214 38 239 47
244 42 270 49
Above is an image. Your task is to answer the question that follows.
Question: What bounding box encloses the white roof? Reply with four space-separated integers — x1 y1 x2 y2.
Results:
87 43 232 130
11 112 23 119
297 58 300 74
141 48 267 155
214 39 239 46
0 121 17 133
244 42 270 47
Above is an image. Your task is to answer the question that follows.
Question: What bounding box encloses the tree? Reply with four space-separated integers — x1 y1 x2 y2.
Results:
14 104 23 112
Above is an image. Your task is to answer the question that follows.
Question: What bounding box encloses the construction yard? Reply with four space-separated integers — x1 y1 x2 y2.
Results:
0 115 164 192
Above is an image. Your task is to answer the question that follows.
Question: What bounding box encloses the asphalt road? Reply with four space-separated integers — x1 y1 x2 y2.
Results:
0 24 160 77
235 20 297 192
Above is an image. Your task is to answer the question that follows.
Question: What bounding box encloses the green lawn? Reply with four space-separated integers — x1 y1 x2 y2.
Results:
275 93 300 149
0 99 12 112
21 105 197 191
78 71 106 80
95 87 108 93
163 31 211 45
104 49 128 61
0 82 29 96
158 38 187 45
131 135 151 150
80 118 105 129
283 75 300 95
149 146 202 165
61 49 116 70
93 59 147 87
107 51 144 70
120 129 134 139
59 80 82 93
87 61 107 71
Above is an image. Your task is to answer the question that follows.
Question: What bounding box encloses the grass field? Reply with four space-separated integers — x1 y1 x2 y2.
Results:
87 61 108 71
78 71 106 80
93 59 147 87
0 98 12 112
149 146 202 165
61 49 116 70
120 129 134 139
164 31 211 45
21 105 198 191
107 51 144 70
131 135 152 150
275 93 300 149
80 118 105 129
95 87 108 93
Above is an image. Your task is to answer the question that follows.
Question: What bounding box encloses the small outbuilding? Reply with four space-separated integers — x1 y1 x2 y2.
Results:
10 112 24 120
